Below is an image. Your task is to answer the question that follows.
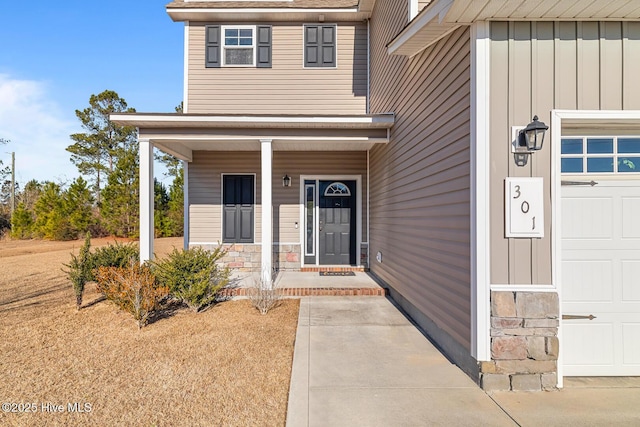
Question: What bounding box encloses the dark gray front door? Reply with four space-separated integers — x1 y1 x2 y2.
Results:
319 181 356 265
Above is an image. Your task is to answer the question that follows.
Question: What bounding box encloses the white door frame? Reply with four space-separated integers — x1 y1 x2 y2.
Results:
299 175 362 267
551 109 640 387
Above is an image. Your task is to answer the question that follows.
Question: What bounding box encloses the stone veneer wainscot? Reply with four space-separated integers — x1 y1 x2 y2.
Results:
480 291 559 391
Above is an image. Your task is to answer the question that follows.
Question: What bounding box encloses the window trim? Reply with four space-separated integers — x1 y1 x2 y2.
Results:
221 24 257 67
302 24 338 69
221 173 256 243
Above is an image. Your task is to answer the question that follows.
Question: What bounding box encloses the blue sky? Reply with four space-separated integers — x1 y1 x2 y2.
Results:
0 1 184 185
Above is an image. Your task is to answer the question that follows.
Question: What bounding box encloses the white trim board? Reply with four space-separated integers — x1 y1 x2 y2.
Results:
490 284 557 293
470 21 491 362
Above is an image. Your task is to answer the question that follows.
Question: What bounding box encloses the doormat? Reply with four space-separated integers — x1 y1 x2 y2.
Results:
319 271 356 276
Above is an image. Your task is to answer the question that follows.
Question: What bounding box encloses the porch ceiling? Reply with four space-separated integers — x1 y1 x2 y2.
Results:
110 112 394 161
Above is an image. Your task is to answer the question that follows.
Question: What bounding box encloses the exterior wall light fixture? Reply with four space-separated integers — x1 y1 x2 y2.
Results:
282 174 292 187
512 115 549 167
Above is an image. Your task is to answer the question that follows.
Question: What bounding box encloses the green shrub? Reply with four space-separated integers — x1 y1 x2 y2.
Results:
150 246 230 312
94 263 168 328
63 233 93 309
91 241 139 270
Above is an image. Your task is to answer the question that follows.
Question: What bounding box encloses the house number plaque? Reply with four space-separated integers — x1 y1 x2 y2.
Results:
505 177 544 238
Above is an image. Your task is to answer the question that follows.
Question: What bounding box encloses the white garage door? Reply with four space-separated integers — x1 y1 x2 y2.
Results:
561 180 640 376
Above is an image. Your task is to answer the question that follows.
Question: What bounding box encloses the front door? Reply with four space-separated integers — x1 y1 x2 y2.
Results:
319 181 356 265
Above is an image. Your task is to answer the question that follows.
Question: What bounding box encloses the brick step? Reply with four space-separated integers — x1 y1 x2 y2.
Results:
218 287 386 297
300 266 368 272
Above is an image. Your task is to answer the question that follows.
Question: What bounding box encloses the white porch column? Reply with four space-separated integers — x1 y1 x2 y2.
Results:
260 139 273 288
182 160 189 250
139 138 154 263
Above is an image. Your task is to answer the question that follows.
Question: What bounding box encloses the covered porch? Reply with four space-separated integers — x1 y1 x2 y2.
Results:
110 113 394 287
221 270 387 297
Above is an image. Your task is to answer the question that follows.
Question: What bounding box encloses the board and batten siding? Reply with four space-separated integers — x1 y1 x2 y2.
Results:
369 0 472 350
186 22 368 115
489 21 640 285
188 151 367 244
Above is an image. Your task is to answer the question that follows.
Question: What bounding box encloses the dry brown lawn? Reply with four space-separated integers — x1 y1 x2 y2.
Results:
0 237 299 427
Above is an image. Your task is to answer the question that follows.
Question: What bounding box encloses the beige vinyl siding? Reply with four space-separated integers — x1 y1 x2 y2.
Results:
189 152 261 243
188 151 367 244
489 21 640 285
187 22 368 114
369 0 472 350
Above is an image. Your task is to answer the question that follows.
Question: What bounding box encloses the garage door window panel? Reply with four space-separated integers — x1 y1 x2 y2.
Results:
561 136 640 174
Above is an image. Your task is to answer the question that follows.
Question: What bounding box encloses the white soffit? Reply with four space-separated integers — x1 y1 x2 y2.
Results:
447 0 640 22
389 0 640 57
388 0 459 57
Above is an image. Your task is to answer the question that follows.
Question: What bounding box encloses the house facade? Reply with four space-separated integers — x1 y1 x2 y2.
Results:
112 0 640 391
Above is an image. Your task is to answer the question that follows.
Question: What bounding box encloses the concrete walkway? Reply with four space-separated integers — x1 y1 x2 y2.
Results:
286 296 640 427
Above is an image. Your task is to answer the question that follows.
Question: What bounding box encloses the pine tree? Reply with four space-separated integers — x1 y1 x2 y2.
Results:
33 182 73 240
154 179 170 237
166 168 184 236
10 203 34 239
67 90 137 203
101 149 139 237
65 176 95 236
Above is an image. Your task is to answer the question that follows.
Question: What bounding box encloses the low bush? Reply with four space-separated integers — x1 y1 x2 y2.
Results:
91 241 139 270
63 233 93 309
150 246 230 312
94 263 168 328
247 268 282 315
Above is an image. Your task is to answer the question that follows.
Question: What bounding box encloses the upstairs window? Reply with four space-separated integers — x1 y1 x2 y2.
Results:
224 26 255 66
304 25 336 68
205 25 271 68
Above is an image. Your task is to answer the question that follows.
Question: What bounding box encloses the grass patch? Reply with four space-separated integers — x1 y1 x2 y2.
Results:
0 237 299 426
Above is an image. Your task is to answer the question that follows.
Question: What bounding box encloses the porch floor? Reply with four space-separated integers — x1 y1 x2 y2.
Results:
220 271 387 297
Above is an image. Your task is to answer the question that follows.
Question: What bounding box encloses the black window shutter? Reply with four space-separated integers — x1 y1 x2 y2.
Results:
305 25 320 67
305 25 335 67
205 25 221 68
321 26 336 67
256 25 272 68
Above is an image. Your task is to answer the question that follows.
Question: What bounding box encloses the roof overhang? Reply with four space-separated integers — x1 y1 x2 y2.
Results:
389 0 640 57
166 7 368 22
110 113 394 161
388 0 458 57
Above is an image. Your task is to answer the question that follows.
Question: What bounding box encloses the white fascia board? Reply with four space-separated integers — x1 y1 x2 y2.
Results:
388 0 455 55
110 113 395 128
167 8 358 13
167 7 361 21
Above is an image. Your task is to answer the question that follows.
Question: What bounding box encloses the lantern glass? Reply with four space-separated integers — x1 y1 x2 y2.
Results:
522 115 548 151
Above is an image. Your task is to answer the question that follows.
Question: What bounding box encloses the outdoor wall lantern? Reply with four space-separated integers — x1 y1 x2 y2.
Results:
512 115 549 167
282 174 292 187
